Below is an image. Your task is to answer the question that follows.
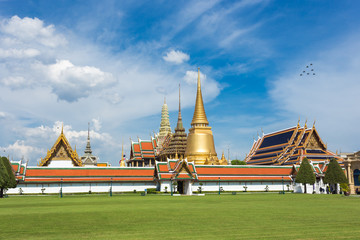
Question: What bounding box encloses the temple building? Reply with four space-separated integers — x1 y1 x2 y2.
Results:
185 68 226 165
342 151 360 194
81 123 98 166
158 84 187 160
128 137 157 167
245 121 343 166
38 125 82 167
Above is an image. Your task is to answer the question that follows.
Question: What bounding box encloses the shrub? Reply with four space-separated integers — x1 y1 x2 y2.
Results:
340 183 350 193
146 188 157 194
231 160 246 165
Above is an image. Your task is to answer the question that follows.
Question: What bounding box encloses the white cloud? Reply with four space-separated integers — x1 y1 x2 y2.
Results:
0 15 66 47
2 140 43 160
163 50 190 64
92 118 102 131
270 33 360 152
0 111 7 119
37 59 116 102
0 48 40 58
183 70 206 84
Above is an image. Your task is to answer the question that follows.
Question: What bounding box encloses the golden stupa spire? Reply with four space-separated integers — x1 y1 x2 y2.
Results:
120 140 126 167
191 67 209 127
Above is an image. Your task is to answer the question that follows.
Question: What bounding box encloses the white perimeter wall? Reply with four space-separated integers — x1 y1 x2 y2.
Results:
6 182 156 194
8 180 337 195
159 181 294 193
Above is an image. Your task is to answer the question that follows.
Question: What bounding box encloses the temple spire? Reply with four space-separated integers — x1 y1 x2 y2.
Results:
191 67 209 127
176 83 183 130
158 96 172 138
84 122 92 154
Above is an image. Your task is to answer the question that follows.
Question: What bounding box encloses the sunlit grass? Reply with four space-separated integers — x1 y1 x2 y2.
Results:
1 193 359 239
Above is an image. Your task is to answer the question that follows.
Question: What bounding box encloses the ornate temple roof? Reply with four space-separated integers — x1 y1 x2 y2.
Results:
245 122 343 166
39 125 82 167
129 137 157 161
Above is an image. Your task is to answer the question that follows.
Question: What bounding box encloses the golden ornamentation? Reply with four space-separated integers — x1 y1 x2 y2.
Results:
39 125 82 166
185 68 221 165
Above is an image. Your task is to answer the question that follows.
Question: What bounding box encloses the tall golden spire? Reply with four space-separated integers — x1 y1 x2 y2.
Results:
191 67 209 126
185 67 219 165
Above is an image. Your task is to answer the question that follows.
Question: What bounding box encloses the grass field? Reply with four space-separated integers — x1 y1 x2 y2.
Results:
1 193 359 239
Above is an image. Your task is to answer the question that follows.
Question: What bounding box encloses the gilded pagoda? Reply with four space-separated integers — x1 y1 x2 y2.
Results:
185 68 226 165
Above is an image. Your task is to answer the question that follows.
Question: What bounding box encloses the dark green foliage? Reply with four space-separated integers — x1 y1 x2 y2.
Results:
295 158 315 193
146 188 157 194
324 158 347 184
231 160 246 165
0 156 17 198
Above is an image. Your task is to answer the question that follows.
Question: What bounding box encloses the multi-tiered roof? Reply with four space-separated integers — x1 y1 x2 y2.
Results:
245 122 343 166
129 137 157 166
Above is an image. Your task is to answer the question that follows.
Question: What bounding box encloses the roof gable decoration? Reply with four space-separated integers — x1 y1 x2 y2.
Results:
304 127 326 150
172 159 198 180
39 127 82 167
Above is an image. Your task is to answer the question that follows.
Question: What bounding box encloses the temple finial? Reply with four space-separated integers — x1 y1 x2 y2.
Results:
61 122 64 134
297 117 300 127
313 119 316 128
164 96 166 104
191 67 209 126
304 119 308 129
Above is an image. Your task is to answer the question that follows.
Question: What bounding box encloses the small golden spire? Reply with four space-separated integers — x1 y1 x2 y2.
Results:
313 119 316 128
297 117 300 127
191 67 209 126
120 140 126 167
304 119 308 129
61 122 64 134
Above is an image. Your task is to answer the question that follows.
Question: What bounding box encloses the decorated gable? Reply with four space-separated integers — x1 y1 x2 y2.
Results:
39 127 82 167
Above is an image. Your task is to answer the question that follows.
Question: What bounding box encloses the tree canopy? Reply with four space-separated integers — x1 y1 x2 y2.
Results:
0 156 17 198
295 158 315 193
324 158 347 184
231 160 246 165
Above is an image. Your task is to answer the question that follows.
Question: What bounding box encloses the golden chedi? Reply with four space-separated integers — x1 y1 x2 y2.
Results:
185 68 219 165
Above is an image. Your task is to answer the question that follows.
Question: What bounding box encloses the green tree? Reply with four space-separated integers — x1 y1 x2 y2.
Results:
231 160 246 165
295 158 315 193
324 158 347 194
0 156 17 198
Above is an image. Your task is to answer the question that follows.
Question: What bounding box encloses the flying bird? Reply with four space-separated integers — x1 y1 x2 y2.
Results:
300 63 316 77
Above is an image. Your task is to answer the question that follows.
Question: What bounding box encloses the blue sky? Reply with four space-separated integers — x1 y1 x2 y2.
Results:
0 0 359 165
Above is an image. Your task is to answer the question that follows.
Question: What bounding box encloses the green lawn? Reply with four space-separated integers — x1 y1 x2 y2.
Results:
1 193 359 239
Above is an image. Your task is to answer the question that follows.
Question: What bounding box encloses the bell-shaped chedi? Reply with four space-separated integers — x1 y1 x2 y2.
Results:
185 68 219 165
